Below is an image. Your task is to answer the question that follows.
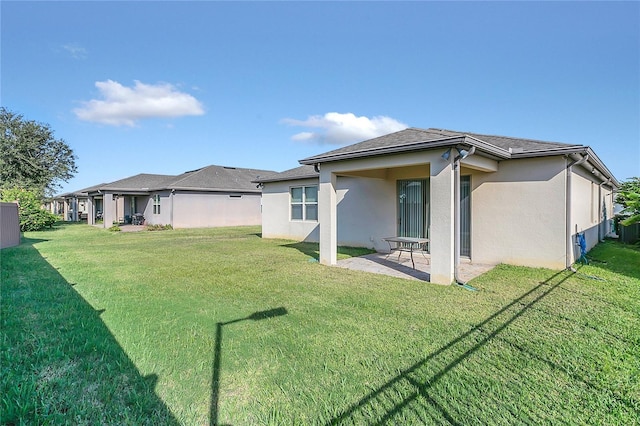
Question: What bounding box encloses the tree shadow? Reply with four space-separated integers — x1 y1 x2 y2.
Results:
1 238 179 424
325 269 634 424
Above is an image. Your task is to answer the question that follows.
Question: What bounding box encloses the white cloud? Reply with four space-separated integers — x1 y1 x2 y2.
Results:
74 80 205 126
282 112 408 145
62 43 87 59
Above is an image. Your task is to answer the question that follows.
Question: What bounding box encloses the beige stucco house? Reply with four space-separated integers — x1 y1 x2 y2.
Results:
256 128 618 285
83 164 275 229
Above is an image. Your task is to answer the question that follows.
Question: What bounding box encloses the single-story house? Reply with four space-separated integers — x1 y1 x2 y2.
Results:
50 183 106 221
256 128 618 285
84 164 275 228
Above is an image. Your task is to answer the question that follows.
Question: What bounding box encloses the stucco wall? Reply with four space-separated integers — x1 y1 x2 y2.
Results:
263 152 615 274
470 156 567 269
261 178 320 241
172 191 262 228
336 176 396 251
145 191 172 226
570 165 614 256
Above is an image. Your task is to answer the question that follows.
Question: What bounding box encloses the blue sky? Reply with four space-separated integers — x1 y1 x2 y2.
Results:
2 1 639 195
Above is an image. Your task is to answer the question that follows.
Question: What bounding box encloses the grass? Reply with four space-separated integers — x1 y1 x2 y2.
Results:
1 223 639 425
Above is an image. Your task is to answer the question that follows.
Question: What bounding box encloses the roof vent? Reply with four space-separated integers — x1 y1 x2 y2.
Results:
223 166 236 170
509 147 524 153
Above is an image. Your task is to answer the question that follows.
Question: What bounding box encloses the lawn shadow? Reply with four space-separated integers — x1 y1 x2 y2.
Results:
1 238 179 424
281 241 375 261
210 308 288 426
325 269 631 424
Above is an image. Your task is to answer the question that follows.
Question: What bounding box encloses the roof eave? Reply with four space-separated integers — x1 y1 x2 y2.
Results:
253 173 319 184
299 136 511 165
167 186 262 193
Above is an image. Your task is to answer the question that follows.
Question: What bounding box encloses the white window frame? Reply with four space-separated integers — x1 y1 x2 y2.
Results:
153 194 161 215
290 185 318 222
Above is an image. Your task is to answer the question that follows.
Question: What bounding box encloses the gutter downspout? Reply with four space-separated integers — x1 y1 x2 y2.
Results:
454 146 475 286
170 189 175 228
565 154 589 270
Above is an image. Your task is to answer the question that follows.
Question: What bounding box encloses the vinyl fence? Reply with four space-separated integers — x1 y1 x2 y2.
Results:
0 202 20 249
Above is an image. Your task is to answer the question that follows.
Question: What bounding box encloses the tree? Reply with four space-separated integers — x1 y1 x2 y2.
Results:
1 188 58 231
615 177 640 226
0 108 77 196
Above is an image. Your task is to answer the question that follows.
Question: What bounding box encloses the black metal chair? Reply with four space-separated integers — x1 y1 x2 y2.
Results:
132 214 145 225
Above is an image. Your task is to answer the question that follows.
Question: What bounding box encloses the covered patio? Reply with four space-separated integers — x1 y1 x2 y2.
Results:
302 142 499 285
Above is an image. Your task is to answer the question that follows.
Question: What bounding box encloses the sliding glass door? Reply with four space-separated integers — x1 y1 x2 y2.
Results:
397 179 430 239
460 175 471 257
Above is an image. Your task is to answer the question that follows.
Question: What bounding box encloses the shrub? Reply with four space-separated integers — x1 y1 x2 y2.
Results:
0 187 58 231
145 224 173 231
108 225 121 232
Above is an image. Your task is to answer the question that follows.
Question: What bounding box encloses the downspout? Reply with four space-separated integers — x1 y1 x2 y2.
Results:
454 146 475 286
565 153 589 270
170 189 175 228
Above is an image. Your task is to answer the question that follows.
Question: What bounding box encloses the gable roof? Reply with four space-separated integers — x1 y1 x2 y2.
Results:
298 127 617 186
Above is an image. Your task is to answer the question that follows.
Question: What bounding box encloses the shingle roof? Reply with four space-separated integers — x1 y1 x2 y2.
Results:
253 165 318 183
56 182 114 198
296 127 617 186
300 127 583 164
99 174 177 192
168 165 276 192
87 165 277 194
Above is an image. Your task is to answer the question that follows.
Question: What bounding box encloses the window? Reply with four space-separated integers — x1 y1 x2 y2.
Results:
153 194 161 214
290 185 318 221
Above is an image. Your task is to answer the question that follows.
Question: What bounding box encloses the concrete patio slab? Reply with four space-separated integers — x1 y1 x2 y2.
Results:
336 251 496 284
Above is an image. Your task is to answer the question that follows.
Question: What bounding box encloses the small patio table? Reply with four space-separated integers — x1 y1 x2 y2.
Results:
382 237 430 269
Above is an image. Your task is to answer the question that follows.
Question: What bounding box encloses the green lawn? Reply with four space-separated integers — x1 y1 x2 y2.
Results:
2 224 639 425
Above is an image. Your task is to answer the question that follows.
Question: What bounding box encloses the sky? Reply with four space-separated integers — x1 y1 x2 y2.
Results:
2 1 639 195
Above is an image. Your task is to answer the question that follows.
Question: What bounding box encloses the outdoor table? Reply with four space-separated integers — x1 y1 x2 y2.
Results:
382 236 430 269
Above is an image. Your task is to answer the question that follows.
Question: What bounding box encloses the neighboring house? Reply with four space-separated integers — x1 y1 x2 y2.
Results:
256 128 618 285
86 164 275 229
52 183 106 221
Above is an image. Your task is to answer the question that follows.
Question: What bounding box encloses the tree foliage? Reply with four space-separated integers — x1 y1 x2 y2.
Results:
615 177 640 226
0 108 77 196
1 188 58 231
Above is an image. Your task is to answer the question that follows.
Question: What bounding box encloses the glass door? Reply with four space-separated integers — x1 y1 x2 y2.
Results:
460 175 471 257
397 179 430 238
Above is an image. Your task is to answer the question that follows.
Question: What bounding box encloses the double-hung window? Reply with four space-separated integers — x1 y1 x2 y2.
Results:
153 194 161 214
290 185 318 221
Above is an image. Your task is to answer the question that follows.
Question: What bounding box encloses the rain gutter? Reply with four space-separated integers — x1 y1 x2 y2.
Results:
566 153 589 270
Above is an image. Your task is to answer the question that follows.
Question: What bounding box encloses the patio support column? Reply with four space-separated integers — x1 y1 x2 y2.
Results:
430 157 455 284
319 168 337 265
103 193 116 228
87 197 94 225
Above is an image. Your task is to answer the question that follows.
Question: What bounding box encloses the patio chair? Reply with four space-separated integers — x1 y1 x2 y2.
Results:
132 213 145 225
